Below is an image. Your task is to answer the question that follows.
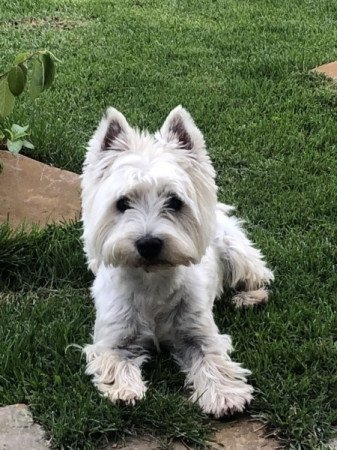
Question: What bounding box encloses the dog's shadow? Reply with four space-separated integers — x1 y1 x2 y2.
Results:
142 350 186 396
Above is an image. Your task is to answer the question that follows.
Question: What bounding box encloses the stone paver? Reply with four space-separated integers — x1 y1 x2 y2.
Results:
0 404 49 450
2 406 335 450
329 439 337 449
106 438 186 449
313 61 337 81
210 419 281 449
105 419 282 449
0 150 81 228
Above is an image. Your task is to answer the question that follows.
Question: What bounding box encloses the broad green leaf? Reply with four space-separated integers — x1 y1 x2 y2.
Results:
11 126 30 140
42 50 61 63
30 57 44 100
11 124 29 134
0 131 5 140
22 139 34 149
0 78 15 117
14 52 31 65
7 139 23 154
42 53 55 90
8 65 26 96
19 63 28 78
4 128 13 139
13 132 29 140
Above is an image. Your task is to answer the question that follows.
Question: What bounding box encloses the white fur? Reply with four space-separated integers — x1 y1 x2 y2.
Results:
81 106 274 417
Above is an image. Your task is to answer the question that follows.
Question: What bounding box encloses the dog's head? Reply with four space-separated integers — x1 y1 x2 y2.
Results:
81 106 217 271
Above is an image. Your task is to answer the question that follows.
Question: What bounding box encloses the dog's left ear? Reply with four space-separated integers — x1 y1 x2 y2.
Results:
160 106 205 153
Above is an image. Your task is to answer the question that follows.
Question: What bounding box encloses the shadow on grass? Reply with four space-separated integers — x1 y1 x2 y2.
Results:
0 221 92 291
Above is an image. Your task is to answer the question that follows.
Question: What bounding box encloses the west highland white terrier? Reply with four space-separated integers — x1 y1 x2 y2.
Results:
81 106 274 417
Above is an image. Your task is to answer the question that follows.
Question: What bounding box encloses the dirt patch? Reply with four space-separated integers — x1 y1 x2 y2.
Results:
0 16 87 30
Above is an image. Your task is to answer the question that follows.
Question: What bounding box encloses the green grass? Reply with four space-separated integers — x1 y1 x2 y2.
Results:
1 0 337 448
0 222 92 290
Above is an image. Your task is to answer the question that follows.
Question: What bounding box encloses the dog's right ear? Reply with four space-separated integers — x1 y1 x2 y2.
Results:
89 107 132 153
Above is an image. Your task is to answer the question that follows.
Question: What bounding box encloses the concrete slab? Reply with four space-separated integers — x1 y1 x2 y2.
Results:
0 404 49 450
105 419 282 449
210 419 281 449
329 438 337 449
312 61 337 81
0 150 81 228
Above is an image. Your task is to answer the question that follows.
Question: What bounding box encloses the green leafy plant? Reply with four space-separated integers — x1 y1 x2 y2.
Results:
0 50 59 118
0 50 59 160
0 124 34 155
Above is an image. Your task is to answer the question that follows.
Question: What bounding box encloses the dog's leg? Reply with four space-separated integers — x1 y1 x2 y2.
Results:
215 204 274 307
171 302 253 417
84 343 147 405
83 285 148 404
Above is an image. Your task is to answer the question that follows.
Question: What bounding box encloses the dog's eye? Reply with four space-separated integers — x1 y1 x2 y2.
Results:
165 195 184 211
116 196 131 212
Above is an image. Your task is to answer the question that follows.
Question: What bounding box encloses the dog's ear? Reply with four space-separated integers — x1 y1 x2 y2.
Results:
160 105 205 153
89 107 132 153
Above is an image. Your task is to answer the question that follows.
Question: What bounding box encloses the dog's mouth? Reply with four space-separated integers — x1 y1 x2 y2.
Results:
139 259 176 271
135 256 196 272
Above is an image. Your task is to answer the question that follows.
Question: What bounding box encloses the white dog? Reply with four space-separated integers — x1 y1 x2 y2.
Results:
81 106 274 417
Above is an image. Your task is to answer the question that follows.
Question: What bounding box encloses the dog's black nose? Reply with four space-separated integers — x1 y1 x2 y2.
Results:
136 236 163 260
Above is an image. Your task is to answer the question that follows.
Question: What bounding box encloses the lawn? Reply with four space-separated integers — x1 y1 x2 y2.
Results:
1 0 337 448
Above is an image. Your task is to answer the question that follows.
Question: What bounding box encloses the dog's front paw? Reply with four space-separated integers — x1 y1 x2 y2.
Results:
97 380 147 405
84 346 148 405
194 380 254 418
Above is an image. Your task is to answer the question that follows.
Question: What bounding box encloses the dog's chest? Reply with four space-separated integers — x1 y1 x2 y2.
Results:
133 279 179 315
125 269 183 323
